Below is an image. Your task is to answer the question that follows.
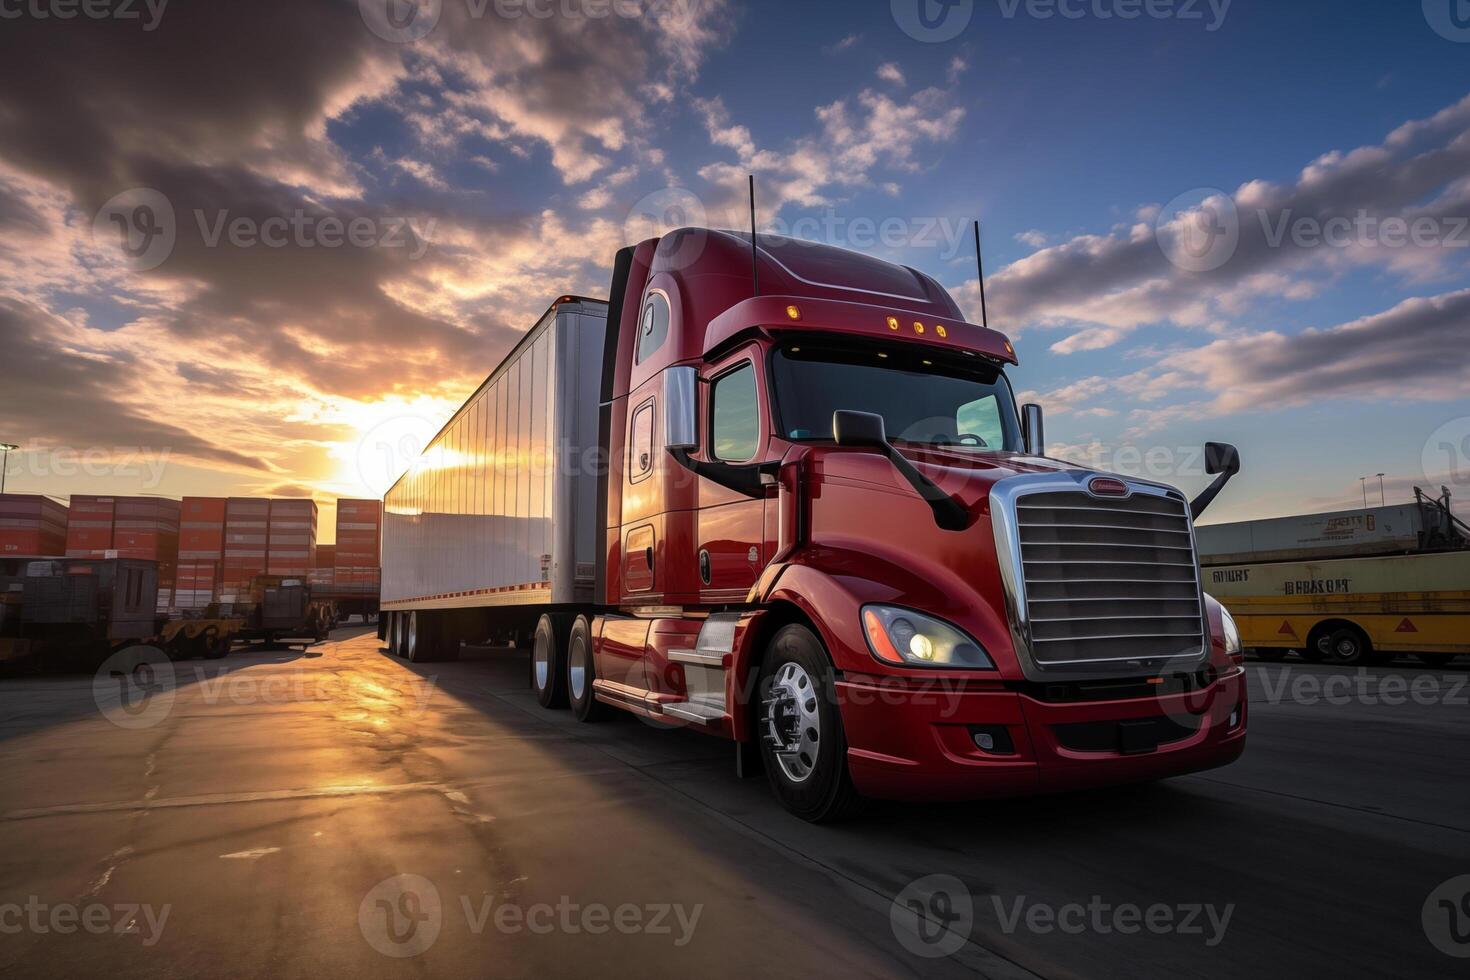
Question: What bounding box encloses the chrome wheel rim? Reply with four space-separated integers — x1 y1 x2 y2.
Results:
568 637 587 700
532 629 550 691
765 662 821 783
407 613 417 660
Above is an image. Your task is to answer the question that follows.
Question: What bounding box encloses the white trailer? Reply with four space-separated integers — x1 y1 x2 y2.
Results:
379 297 607 658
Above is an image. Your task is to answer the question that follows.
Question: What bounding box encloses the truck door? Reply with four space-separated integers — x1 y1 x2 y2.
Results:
696 349 768 601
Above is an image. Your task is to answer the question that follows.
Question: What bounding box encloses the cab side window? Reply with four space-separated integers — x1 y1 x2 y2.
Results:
710 363 759 462
636 290 670 364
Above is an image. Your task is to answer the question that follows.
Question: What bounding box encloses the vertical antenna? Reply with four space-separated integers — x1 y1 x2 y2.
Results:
974 220 989 329
748 174 759 297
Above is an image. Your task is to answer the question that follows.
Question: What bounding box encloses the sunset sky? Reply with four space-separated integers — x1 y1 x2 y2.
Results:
2 0 1468 539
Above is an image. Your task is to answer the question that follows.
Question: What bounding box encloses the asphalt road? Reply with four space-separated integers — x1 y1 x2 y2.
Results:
0 629 1466 978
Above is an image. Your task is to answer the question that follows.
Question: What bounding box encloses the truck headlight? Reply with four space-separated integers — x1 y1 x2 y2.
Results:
1220 606 1242 658
862 605 994 669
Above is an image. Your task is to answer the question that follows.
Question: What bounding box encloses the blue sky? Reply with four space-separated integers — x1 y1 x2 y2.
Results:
1 0 1468 530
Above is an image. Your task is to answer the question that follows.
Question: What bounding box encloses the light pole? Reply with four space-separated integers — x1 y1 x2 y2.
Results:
1376 473 1386 506
1359 476 1368 510
0 443 17 496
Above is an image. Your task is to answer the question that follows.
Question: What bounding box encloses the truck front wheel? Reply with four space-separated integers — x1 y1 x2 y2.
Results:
1324 627 1371 666
757 625 864 823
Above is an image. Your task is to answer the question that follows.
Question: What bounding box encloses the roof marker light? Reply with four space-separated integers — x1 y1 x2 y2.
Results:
913 321 925 334
786 304 801 321
936 325 948 338
886 316 900 331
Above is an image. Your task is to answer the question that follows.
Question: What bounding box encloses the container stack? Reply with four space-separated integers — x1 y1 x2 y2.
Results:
65 495 115 557
334 499 382 593
176 496 227 610
266 498 318 579
110 497 181 611
222 498 270 601
0 494 69 557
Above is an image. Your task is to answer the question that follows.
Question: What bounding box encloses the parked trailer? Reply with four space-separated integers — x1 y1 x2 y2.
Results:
0 556 242 666
1200 488 1469 666
382 232 1249 821
218 575 335 648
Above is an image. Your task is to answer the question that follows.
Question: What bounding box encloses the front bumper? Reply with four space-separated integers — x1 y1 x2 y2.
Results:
835 668 1247 801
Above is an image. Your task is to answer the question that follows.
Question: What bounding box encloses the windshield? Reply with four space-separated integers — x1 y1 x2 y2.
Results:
770 342 1024 452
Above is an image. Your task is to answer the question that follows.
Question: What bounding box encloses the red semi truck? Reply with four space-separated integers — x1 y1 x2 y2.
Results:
380 229 1247 821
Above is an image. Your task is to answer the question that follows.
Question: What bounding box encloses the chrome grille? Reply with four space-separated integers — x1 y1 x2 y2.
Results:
1014 489 1205 666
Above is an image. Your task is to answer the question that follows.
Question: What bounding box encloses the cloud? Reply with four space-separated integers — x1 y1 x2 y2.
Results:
1015 229 1048 248
964 93 1470 352
877 63 906 85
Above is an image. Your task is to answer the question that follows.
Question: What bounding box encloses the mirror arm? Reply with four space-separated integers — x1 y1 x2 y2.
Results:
669 448 773 498
881 446 971 531
1190 471 1234 520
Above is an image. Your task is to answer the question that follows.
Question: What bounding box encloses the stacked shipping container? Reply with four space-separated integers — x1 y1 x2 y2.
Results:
65 495 115 557
0 494 69 557
266 498 318 579
177 496 227 610
335 499 382 593
223 498 269 600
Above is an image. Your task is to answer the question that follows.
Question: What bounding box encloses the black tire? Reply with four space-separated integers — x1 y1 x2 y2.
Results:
1299 636 1328 663
757 624 864 823
531 613 568 708
396 613 410 658
204 632 231 660
1323 627 1371 666
1416 652 1458 668
407 611 441 663
1253 649 1288 663
387 612 400 655
567 615 607 722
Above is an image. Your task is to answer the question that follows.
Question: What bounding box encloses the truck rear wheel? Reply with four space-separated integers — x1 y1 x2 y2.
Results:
531 613 568 708
757 624 864 823
1323 627 1371 666
567 615 607 722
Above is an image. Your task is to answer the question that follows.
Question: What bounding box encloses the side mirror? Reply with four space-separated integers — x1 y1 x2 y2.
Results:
663 366 698 451
1191 442 1242 520
830 410 969 531
1022 403 1046 457
1205 442 1240 477
832 410 887 448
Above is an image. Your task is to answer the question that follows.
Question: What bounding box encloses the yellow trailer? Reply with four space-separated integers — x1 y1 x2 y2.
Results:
1203 550 1470 666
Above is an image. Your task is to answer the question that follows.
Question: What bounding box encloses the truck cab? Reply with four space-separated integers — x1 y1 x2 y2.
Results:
566 228 1247 820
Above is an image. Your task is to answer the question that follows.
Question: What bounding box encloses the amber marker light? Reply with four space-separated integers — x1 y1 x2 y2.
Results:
886 315 900 331
864 609 905 665
786 304 801 320
913 321 925 334
936 325 948 338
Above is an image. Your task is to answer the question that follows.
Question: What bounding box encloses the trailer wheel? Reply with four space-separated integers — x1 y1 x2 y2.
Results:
405 611 427 662
757 624 864 823
1416 652 1458 667
531 613 568 708
1323 627 1371 666
386 613 400 655
204 632 232 660
567 615 607 722
396 613 410 657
